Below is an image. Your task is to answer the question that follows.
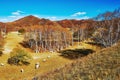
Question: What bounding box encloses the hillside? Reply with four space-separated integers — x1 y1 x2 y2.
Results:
0 22 5 27
35 42 120 80
57 19 74 28
5 15 41 31
11 15 41 26
0 15 95 32
57 19 94 29
1 15 64 31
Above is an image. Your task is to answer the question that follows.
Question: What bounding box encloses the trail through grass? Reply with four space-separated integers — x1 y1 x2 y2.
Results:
0 32 73 80
3 32 24 54
0 32 102 80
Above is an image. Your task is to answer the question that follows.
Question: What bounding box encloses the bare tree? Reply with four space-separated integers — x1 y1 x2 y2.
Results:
93 8 120 47
23 24 72 53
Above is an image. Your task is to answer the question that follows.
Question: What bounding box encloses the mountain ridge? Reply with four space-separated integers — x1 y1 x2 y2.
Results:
0 15 94 32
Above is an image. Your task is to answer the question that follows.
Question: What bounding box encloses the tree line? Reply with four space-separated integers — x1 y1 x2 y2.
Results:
23 25 72 53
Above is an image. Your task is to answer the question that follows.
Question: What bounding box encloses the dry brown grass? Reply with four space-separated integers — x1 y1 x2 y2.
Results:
2 32 24 54
0 32 102 80
35 42 120 80
0 32 73 80
0 52 73 80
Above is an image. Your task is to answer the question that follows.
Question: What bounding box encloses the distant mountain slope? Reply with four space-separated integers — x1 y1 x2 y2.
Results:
57 19 74 28
6 15 41 28
2 15 62 31
0 22 5 28
13 15 41 26
0 15 95 32
57 19 95 30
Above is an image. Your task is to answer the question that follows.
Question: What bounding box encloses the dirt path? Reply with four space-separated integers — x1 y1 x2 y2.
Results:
3 32 24 54
2 31 59 58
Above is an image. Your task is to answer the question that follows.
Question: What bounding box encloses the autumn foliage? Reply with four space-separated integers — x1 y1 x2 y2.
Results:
23 24 72 53
34 41 120 80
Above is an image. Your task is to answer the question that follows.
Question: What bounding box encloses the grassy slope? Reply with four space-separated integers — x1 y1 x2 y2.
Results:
0 32 73 80
2 32 24 54
0 53 73 80
36 42 120 80
0 32 108 80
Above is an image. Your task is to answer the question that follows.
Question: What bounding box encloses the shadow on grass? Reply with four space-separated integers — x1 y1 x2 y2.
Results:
59 49 95 59
85 42 104 47
19 41 30 48
0 51 3 56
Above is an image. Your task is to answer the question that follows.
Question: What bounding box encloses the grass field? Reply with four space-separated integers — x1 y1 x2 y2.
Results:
0 32 73 80
0 53 73 80
36 41 120 80
0 32 102 80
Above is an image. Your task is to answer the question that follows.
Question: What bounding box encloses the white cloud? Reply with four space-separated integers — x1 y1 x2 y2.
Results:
9 15 16 18
33 15 40 17
47 16 57 21
0 10 25 22
46 16 89 21
32 15 57 21
71 12 86 17
76 16 89 20
12 10 24 16
0 10 89 22
8 10 25 21
0 18 8 22
0 16 25 22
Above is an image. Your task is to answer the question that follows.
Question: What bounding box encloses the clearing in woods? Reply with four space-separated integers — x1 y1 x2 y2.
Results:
2 32 24 54
0 32 73 80
0 32 101 80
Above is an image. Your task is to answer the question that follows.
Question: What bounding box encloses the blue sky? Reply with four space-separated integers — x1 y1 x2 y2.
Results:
0 0 120 22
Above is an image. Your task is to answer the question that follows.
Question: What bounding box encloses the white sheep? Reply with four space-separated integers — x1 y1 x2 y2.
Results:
43 59 46 62
113 43 117 46
50 50 54 53
20 69 24 73
0 63 4 66
47 56 51 58
35 62 40 69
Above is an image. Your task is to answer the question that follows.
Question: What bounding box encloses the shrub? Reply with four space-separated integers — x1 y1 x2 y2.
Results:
0 51 3 56
8 48 32 65
0 39 4 47
59 49 94 59
18 28 25 34
0 39 4 56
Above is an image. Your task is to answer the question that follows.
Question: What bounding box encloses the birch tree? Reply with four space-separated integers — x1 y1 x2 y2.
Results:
93 8 120 47
23 24 72 53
